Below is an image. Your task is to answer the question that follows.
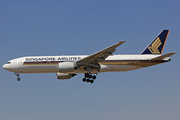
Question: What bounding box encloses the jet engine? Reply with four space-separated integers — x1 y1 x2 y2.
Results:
56 72 77 80
58 62 76 72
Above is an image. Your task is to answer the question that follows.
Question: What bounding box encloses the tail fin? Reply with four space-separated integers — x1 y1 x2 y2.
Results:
141 30 169 55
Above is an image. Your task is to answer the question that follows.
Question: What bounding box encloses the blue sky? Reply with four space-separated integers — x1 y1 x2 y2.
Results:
0 0 180 120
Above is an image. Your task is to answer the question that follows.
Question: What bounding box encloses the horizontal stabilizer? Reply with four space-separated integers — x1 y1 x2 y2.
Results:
151 52 177 61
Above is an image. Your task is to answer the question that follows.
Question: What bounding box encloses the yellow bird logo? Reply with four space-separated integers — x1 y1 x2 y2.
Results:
148 37 161 54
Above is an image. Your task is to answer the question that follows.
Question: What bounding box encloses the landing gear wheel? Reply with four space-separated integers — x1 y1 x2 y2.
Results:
14 73 21 81
85 74 89 78
17 77 20 81
86 79 90 83
89 75 92 78
90 80 94 83
83 73 98 83
82 78 86 82
92 75 96 79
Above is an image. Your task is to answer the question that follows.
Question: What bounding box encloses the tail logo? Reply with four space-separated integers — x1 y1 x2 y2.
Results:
148 37 161 54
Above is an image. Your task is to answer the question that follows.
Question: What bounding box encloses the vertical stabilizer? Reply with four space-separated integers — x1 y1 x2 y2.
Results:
141 30 169 55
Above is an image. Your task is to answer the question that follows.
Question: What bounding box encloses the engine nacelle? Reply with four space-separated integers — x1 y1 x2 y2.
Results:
58 62 76 72
56 72 76 80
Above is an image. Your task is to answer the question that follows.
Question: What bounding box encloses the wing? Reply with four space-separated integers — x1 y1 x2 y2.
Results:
76 41 126 66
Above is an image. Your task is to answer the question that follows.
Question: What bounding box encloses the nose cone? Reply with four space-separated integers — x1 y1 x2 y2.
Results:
2 64 14 72
2 64 8 70
2 64 9 71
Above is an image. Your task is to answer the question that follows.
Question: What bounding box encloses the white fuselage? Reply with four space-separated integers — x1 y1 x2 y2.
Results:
2 54 169 74
2 30 175 82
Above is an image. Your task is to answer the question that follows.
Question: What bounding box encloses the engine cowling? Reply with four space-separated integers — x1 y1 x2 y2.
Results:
58 62 76 72
56 72 77 80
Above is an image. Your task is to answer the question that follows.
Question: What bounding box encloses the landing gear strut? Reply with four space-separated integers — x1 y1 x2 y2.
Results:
82 73 97 83
14 73 20 81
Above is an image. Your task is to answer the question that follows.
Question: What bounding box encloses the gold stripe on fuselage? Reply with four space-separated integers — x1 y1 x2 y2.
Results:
23 60 166 68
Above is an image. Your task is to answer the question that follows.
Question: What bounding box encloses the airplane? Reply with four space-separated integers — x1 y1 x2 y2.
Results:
2 30 177 83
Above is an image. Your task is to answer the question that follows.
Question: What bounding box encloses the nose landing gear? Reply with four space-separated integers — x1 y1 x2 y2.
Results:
82 73 97 83
14 73 20 81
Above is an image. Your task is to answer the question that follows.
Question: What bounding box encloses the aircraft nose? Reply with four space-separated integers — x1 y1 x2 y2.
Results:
2 64 14 72
2 64 12 71
2 64 7 70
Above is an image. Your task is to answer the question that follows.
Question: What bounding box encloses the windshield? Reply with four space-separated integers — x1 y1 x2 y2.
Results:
6 62 11 64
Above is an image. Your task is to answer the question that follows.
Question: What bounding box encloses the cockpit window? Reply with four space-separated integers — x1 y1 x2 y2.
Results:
6 62 11 64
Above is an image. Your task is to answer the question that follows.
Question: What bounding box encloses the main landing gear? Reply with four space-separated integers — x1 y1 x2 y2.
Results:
14 73 20 81
82 73 97 83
